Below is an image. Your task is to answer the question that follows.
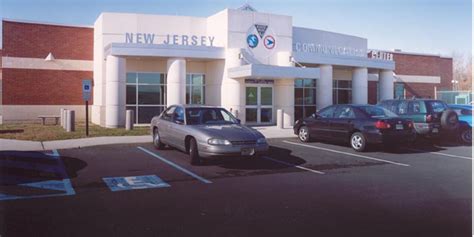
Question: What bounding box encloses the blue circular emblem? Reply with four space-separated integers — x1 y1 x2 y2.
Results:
247 34 258 48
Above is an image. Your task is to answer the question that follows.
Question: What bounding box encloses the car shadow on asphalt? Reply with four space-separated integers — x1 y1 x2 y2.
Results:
202 146 306 170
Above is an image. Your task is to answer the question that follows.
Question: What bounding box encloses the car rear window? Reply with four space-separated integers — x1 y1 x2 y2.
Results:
358 106 398 118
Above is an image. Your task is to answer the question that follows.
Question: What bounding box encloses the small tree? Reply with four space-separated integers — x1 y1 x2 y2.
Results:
452 52 472 91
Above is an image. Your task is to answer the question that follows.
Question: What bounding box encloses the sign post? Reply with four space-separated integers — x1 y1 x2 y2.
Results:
82 80 92 136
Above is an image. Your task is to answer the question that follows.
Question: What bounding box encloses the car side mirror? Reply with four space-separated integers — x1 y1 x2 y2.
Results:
236 119 241 124
312 113 319 118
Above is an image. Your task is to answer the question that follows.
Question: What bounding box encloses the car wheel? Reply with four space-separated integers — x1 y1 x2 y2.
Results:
298 126 310 142
441 109 459 131
460 128 472 145
153 128 165 149
350 132 367 152
189 138 201 165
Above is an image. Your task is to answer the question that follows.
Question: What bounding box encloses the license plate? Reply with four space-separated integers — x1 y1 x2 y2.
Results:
432 128 439 133
396 124 404 130
241 148 255 156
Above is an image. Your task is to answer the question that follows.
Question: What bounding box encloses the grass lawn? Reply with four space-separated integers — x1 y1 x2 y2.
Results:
0 122 150 141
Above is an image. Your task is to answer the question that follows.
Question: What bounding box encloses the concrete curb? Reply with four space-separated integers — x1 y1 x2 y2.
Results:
0 127 296 151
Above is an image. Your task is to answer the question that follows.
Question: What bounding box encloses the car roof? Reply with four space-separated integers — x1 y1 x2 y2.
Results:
169 104 225 109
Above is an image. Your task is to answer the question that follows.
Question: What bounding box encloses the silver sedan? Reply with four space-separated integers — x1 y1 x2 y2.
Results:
150 105 269 165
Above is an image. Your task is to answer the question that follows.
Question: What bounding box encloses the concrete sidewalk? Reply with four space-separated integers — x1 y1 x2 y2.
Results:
0 126 295 151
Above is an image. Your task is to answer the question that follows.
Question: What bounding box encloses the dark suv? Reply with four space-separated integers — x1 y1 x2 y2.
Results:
377 99 459 137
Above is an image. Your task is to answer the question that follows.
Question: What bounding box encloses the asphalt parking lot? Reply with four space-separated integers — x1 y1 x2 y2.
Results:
0 137 471 237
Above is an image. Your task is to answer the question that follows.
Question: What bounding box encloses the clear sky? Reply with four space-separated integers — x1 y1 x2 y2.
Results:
0 0 471 56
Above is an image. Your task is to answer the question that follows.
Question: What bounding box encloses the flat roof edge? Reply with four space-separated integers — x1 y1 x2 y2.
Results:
2 18 93 29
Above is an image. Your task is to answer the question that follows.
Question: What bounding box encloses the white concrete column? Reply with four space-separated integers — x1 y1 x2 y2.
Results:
275 51 295 127
223 48 244 119
352 67 368 104
167 58 186 106
275 79 294 128
379 70 394 100
317 65 333 110
105 55 126 128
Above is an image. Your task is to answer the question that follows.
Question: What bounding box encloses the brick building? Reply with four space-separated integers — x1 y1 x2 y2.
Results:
0 8 453 126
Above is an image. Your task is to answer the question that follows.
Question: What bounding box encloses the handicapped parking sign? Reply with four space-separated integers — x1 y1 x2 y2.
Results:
82 79 92 101
103 175 170 192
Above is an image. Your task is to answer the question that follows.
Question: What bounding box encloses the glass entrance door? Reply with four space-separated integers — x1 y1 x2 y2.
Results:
245 85 273 125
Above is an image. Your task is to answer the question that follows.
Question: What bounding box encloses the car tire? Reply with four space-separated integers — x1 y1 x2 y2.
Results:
350 132 367 152
153 128 165 149
460 128 472 145
440 109 459 131
298 126 311 142
189 138 201 165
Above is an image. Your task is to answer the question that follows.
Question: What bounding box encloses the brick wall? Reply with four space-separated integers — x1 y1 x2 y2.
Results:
2 20 93 60
392 52 453 98
3 69 92 105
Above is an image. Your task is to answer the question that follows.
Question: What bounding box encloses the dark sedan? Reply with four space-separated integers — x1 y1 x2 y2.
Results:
293 104 416 151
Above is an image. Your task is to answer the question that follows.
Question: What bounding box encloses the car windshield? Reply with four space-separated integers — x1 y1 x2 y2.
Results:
186 108 238 125
358 106 398 118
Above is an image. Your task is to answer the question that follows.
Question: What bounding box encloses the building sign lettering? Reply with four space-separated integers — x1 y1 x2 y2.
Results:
294 42 366 57
368 50 393 61
125 33 215 47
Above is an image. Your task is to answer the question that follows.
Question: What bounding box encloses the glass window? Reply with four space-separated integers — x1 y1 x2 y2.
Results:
261 87 272 105
333 80 352 104
397 101 409 114
428 101 447 113
246 108 258 122
246 87 258 105
334 106 355 119
294 79 317 120
162 106 175 121
174 106 184 122
127 73 137 83
185 108 237 125
186 74 205 105
408 101 425 114
126 72 167 124
359 106 398 118
261 108 272 123
126 85 136 104
139 106 165 124
319 106 336 118
138 73 163 84
138 85 162 105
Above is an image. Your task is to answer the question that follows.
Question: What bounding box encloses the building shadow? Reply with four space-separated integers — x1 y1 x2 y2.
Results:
0 151 87 186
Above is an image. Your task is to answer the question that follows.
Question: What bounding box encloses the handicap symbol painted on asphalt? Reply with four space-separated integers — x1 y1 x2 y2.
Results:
103 175 170 192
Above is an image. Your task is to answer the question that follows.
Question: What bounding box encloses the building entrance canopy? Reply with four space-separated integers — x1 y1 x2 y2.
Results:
228 64 319 80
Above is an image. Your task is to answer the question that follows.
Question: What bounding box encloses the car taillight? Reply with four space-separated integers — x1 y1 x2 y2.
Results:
375 120 391 129
425 114 432 123
407 121 413 128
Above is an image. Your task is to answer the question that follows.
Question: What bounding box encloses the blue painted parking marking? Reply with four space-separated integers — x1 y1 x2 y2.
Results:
103 175 170 192
0 149 76 201
137 146 212 184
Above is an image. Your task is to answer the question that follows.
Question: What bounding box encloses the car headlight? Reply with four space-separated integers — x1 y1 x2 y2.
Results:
257 137 267 144
208 138 231 145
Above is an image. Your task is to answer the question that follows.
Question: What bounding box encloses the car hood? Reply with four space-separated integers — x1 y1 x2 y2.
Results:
458 115 472 127
194 124 263 141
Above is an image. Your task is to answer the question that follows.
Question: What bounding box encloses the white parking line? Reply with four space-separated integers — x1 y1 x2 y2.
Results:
406 148 472 160
262 156 325 175
283 140 410 167
137 147 212 184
